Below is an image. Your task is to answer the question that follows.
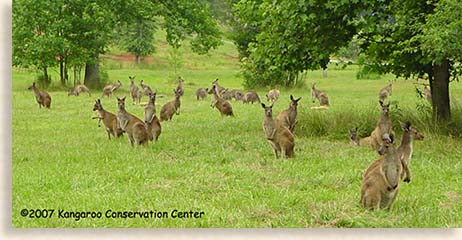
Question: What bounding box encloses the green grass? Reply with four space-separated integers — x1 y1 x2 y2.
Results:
12 44 462 227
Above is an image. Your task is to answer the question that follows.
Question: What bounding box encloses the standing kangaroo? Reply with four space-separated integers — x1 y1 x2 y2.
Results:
140 80 154 96
144 92 161 141
28 82 51 109
176 77 184 97
208 78 225 95
102 80 122 98
370 100 393 151
261 103 295 159
116 97 147 146
160 89 182 121
276 95 301 133
379 81 393 101
210 85 234 117
68 84 91 96
397 121 424 183
361 133 402 210
129 76 142 105
311 83 329 107
92 99 123 139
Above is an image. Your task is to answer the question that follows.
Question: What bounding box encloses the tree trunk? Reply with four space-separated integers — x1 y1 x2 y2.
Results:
135 55 140 64
431 58 451 121
84 61 100 89
59 57 65 85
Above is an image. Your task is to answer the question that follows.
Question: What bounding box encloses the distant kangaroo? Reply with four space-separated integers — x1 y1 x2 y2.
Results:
102 80 122 98
144 92 161 141
210 85 234 117
423 85 432 103
349 127 372 146
196 88 208 100
379 81 393 101
242 91 261 104
361 133 402 210
397 121 424 183
266 89 280 102
310 83 329 107
160 89 182 121
176 76 184 97
261 103 295 159
68 84 91 97
129 76 142 105
27 82 51 109
276 95 301 133
140 80 154 96
116 97 147 146
92 99 123 139
370 100 393 151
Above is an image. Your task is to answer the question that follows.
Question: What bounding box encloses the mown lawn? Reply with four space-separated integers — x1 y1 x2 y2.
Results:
11 57 462 228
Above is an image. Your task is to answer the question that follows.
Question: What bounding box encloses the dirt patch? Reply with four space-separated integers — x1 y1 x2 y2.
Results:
101 53 157 63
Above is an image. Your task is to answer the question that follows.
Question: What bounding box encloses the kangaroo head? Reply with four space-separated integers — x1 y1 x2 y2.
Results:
148 92 156 104
378 133 395 155
379 100 390 114
290 95 301 110
173 89 181 99
117 96 126 110
27 82 36 90
93 99 102 111
261 103 274 117
349 127 359 142
401 121 425 141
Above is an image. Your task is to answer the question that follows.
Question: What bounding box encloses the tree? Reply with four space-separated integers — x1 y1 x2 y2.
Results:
118 19 156 64
357 0 462 121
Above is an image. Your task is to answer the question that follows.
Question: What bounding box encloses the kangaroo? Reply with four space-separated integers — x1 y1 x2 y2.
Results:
261 103 295 159
349 127 372 146
220 89 234 100
361 133 402 210
242 91 261 104
116 96 145 146
140 80 154 96
266 89 280 102
68 84 91 96
27 82 51 109
310 83 329 107
208 78 225 95
176 77 184 97
102 80 122 98
196 88 208 100
379 81 393 101
210 85 234 117
231 89 244 101
370 100 393 151
276 95 301 133
92 99 123 139
129 76 142 105
423 85 432 103
144 93 161 141
160 89 181 121
397 121 424 183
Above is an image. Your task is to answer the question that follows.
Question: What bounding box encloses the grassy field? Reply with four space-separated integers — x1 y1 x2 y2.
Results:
11 37 462 227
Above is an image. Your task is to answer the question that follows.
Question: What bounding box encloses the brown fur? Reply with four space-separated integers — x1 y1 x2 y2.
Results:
116 97 145 146
379 82 393 101
208 78 225 95
266 89 280 102
144 93 161 141
68 84 91 96
261 103 295 159
160 89 181 121
370 100 393 151
397 121 424 183
28 82 51 108
102 80 122 98
349 128 372 146
92 99 123 139
196 88 208 100
242 91 261 104
140 80 154 96
211 85 234 117
176 77 184 97
361 134 402 210
276 95 301 134
311 83 329 106
129 76 142 105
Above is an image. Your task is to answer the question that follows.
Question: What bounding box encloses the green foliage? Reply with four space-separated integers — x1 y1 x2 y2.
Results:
116 19 157 63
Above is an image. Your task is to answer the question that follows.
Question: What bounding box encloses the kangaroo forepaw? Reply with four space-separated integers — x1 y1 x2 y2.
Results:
404 178 411 183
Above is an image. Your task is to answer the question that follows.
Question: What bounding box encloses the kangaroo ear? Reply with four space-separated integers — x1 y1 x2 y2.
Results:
205 88 208 91
290 95 294 101
122 96 126 101
295 97 301 102
379 100 384 106
261 103 266 108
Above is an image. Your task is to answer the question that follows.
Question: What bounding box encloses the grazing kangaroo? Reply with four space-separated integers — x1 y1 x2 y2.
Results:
361 133 402 210
370 100 393 151
261 103 295 159
379 82 393 101
276 95 301 133
140 80 154 96
144 93 161 141
266 89 280 102
210 85 234 117
102 80 122 98
397 121 424 183
196 88 208 100
129 76 142 105
92 99 123 139
160 89 182 121
27 82 51 109
220 89 234 100
176 77 184 97
423 85 432 103
231 89 244 101
243 91 261 104
68 84 91 96
116 97 146 146
349 127 372 146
